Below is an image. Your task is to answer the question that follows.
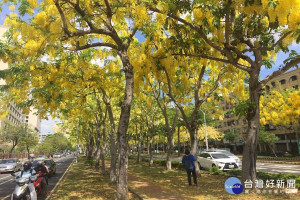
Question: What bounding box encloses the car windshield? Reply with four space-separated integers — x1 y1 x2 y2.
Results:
45 160 51 165
218 151 233 156
211 154 229 159
1 159 15 164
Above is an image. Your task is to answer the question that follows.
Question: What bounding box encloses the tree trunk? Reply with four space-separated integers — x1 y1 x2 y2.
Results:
190 131 201 176
95 131 101 170
87 133 95 160
107 104 117 183
268 144 277 157
100 145 105 174
166 131 174 170
116 52 134 200
149 124 154 166
26 146 30 160
177 126 180 157
9 141 17 158
242 72 261 183
136 124 141 163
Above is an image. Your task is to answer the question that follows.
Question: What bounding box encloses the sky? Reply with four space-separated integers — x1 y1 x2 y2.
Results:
0 4 299 133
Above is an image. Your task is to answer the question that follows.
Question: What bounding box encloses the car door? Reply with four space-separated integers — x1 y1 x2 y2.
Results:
199 153 210 168
198 153 206 168
204 153 213 168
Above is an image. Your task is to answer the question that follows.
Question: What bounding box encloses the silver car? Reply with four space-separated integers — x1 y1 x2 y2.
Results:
0 158 22 173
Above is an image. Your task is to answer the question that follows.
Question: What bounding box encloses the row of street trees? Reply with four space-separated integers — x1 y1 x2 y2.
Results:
0 121 38 158
0 120 72 158
0 0 300 199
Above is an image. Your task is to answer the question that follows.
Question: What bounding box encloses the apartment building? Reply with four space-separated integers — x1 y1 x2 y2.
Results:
0 25 41 134
264 68 300 154
217 68 300 155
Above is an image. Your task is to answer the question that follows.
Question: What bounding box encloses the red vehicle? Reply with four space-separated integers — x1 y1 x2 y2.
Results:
33 172 44 196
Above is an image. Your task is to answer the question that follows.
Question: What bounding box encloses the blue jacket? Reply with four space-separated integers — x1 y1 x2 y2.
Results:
182 154 196 170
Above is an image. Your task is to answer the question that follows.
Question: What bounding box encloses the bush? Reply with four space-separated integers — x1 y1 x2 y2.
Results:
209 167 226 175
171 161 184 170
154 160 166 166
84 159 96 166
141 158 150 162
227 169 242 177
283 153 293 157
257 171 300 189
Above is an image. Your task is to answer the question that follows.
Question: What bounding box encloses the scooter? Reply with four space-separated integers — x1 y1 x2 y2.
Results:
11 172 43 200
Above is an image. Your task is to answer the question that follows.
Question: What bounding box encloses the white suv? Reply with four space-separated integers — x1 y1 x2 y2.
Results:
198 152 239 171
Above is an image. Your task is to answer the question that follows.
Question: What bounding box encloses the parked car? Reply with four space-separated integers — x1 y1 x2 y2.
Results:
36 155 47 159
32 159 55 176
54 153 61 158
44 159 56 176
0 158 22 173
32 159 43 168
197 152 239 171
202 149 240 167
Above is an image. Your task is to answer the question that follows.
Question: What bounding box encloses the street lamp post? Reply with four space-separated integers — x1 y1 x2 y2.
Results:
200 109 208 151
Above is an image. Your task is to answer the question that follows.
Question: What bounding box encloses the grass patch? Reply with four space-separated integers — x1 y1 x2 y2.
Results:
50 157 138 200
129 159 300 200
51 156 300 200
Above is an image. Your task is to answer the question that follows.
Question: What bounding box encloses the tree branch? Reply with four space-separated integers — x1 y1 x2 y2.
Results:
261 56 300 86
147 5 224 53
76 41 119 50
172 53 251 72
261 31 292 51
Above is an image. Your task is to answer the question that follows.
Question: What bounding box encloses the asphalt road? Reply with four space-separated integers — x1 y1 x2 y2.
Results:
140 155 300 175
0 155 74 200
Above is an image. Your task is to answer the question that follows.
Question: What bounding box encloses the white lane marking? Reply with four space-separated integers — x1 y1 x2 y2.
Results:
0 175 10 180
0 178 13 186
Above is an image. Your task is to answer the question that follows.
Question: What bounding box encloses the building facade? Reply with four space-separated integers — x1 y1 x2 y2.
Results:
217 68 300 155
0 26 41 134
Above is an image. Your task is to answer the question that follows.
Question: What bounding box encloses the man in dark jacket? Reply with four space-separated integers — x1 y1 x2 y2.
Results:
182 149 197 186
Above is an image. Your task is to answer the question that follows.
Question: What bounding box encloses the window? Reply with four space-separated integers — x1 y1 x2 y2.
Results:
266 85 270 92
293 85 298 90
271 82 275 87
291 75 297 81
280 79 286 85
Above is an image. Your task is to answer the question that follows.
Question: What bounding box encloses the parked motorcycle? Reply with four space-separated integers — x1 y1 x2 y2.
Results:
11 172 43 200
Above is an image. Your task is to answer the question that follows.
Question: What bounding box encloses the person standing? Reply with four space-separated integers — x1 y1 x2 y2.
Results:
182 149 197 186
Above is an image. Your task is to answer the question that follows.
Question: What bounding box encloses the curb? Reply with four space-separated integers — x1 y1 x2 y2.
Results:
45 159 75 200
257 160 300 165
